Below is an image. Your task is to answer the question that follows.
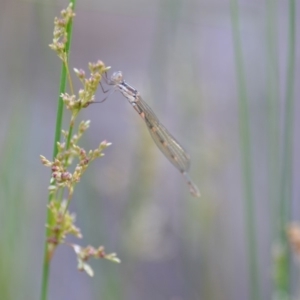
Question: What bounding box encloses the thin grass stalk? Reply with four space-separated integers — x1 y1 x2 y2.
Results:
40 1 76 300
230 1 261 299
265 1 285 298
265 0 280 237
277 0 296 295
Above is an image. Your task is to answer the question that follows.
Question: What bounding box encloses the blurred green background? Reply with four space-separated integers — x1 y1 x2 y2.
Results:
1 0 299 299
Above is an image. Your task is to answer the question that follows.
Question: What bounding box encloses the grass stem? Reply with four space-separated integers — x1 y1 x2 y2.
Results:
230 1 261 299
40 2 76 300
277 0 296 295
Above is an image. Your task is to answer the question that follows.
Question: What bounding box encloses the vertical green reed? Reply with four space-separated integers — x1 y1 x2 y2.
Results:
230 1 261 300
0 103 28 300
40 1 76 300
280 0 296 244
265 0 279 236
265 0 284 297
277 0 296 296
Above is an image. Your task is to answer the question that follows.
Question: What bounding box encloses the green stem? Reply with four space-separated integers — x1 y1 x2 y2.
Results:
40 2 76 300
277 0 296 295
280 0 296 243
265 0 279 238
230 1 261 299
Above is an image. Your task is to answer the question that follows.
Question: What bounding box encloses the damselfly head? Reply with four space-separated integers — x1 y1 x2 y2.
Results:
110 71 123 85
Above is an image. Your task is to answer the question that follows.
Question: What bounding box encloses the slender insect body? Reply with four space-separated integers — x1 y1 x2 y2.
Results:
113 78 139 104
105 71 200 197
117 84 135 102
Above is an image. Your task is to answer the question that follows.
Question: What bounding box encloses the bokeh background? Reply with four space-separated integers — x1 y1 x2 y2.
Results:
1 0 299 299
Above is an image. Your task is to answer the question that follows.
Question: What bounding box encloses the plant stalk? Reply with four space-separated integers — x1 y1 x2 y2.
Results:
277 0 296 295
40 2 76 300
230 1 261 299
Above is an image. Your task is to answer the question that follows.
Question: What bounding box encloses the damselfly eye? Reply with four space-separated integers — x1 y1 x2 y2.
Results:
111 71 123 84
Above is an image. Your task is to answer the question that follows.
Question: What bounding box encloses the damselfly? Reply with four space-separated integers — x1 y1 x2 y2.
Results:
100 71 200 197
